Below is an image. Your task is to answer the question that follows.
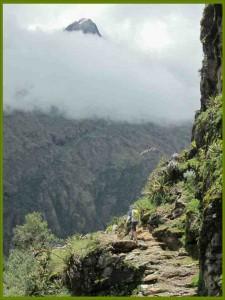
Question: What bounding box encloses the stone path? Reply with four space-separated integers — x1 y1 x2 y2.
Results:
121 229 199 296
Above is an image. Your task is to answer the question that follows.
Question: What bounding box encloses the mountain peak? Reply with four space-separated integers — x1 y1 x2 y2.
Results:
65 18 102 37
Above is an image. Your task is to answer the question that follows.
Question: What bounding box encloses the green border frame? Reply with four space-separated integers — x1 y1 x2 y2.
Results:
0 1 224 299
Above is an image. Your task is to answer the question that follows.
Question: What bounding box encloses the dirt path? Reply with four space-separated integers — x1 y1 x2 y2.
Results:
120 229 199 296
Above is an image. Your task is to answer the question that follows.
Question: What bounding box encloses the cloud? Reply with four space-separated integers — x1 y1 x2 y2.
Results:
3 4 203 123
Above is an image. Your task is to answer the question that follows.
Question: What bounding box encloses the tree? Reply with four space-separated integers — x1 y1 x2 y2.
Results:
12 212 57 251
4 249 40 296
4 212 68 296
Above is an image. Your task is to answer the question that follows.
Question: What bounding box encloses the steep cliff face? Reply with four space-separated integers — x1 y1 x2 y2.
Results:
199 4 222 110
196 4 222 296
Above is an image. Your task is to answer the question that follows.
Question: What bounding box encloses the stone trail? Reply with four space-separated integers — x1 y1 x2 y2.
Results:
108 229 199 297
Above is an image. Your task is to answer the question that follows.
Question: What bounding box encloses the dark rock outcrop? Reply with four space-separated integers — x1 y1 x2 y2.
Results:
197 4 222 296
170 199 186 220
111 240 138 253
152 224 184 250
198 200 222 295
199 4 222 111
65 241 144 296
62 230 199 296
147 213 166 232
65 18 102 37
185 211 200 259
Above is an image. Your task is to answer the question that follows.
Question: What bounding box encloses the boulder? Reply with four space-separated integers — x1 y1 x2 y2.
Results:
152 225 183 250
185 211 200 258
138 241 148 250
143 287 168 296
111 240 138 253
170 198 186 220
147 213 166 232
143 274 158 283
138 230 153 242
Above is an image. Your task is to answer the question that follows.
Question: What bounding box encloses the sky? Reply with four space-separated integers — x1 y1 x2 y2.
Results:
3 4 204 123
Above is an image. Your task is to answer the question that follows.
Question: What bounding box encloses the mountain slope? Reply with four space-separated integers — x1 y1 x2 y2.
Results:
112 4 223 296
3 111 191 254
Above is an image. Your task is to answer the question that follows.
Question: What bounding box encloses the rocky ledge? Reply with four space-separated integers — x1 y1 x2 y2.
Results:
50 229 199 296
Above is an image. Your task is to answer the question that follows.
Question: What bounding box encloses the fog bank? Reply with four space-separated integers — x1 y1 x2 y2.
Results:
4 11 202 123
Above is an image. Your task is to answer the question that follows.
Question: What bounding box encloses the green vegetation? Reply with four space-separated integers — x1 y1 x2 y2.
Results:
106 215 127 234
143 160 172 206
4 212 105 296
4 249 41 296
3 91 222 296
4 111 191 255
190 274 200 288
186 199 200 214
194 95 222 146
133 196 156 212
4 212 69 296
129 94 222 259
13 212 58 251
49 234 101 277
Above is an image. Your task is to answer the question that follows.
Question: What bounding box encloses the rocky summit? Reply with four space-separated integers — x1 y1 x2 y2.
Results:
65 18 102 36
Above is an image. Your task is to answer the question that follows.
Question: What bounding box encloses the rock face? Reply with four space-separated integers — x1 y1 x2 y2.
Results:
111 240 138 253
152 224 183 251
197 4 222 296
61 230 199 296
199 4 222 110
65 18 102 37
199 200 222 295
65 246 143 296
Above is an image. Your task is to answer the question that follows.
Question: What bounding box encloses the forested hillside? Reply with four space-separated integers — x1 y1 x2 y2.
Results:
4 112 191 254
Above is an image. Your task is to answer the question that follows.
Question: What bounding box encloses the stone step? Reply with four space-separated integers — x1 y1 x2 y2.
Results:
142 274 158 283
144 267 159 275
112 227 199 297
140 284 197 297
142 287 169 296
137 241 148 250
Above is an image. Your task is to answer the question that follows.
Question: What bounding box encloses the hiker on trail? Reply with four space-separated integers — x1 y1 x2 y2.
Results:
126 205 139 243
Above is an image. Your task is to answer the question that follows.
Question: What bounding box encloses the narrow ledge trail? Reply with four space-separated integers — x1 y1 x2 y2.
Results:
101 228 199 297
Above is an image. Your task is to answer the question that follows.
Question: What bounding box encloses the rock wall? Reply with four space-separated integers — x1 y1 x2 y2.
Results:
197 4 222 296
65 243 144 296
200 4 222 110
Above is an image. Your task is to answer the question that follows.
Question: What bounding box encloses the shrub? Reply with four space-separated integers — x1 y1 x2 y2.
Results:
66 235 100 259
4 212 68 296
186 199 200 214
4 249 40 296
133 197 156 212
190 274 199 287
13 212 58 251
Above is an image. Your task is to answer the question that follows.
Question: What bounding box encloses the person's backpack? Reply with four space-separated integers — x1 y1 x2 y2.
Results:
131 209 139 223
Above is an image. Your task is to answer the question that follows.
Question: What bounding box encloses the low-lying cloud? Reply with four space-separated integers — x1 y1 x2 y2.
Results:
4 16 202 123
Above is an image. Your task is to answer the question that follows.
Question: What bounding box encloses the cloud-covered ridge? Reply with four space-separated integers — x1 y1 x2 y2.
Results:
4 18 201 123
